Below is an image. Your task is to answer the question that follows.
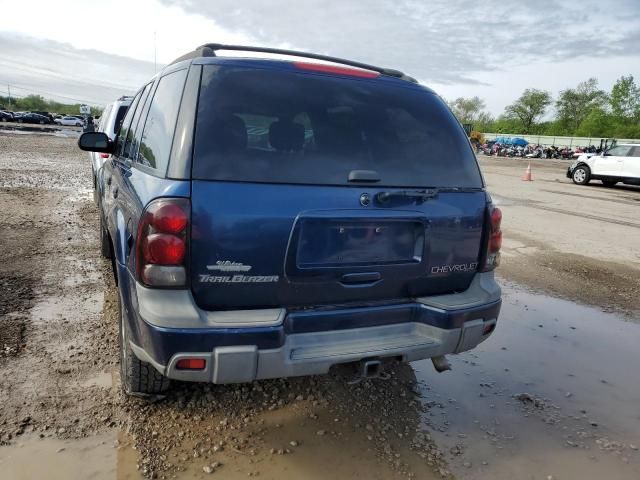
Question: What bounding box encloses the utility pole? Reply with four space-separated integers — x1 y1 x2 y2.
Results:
154 31 157 74
7 84 11 109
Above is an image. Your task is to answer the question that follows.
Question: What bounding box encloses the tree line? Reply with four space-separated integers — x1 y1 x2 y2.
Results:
0 94 102 116
448 75 640 139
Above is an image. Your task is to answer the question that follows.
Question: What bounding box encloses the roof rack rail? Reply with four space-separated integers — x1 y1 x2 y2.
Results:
169 43 417 83
117 95 134 101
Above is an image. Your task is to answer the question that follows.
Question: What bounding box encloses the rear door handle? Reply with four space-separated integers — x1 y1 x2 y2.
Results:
340 272 381 285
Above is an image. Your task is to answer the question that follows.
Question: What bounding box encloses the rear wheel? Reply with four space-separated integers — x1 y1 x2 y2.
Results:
602 180 617 187
572 165 590 185
118 285 170 396
99 213 112 258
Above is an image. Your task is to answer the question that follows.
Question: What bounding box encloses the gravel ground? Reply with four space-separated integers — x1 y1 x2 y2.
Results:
0 133 449 479
0 134 638 480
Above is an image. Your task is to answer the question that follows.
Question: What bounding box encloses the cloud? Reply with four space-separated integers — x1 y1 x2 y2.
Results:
161 0 640 86
0 33 154 106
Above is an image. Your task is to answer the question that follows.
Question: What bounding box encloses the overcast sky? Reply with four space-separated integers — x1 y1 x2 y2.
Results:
1 0 639 114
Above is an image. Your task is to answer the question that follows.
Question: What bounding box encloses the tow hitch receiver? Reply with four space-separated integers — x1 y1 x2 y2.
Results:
360 359 382 379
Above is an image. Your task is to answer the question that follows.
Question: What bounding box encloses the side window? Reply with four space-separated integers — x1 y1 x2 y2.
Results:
606 145 631 157
122 83 153 160
137 69 188 171
116 92 142 157
113 105 129 136
628 146 640 157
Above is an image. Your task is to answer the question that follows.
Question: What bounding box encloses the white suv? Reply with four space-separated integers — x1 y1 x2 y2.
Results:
568 143 640 187
89 96 132 201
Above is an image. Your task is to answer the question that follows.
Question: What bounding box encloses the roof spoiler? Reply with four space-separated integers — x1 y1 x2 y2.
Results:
169 43 417 83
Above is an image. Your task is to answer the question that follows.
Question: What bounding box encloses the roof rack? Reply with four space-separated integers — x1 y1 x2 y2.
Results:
169 43 417 83
117 95 134 101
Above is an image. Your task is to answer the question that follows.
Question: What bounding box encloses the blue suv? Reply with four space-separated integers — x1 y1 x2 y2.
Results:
79 44 502 396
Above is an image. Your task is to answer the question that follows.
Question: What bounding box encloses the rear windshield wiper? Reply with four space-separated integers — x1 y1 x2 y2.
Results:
376 188 439 203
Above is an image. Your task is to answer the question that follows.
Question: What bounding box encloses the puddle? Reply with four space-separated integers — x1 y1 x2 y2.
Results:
0 125 81 138
83 371 114 389
0 433 118 480
414 284 640 479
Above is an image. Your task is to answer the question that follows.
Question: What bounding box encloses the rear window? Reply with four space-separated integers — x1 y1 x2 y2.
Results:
192 65 482 188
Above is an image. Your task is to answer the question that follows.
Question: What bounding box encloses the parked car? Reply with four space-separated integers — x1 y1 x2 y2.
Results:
57 116 84 127
0 110 14 122
79 44 503 396
16 112 52 124
568 143 640 187
88 96 132 202
32 111 54 122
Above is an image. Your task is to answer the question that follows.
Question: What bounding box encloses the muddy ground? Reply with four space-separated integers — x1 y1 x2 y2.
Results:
0 134 638 480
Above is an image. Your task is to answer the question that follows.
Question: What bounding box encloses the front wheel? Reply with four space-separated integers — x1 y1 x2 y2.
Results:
572 165 590 185
118 286 170 397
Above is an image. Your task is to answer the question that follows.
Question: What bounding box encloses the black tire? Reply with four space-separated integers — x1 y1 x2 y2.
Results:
118 284 170 396
602 180 618 187
18 119 23 123
99 213 112 259
39 120 45 124
572 165 590 185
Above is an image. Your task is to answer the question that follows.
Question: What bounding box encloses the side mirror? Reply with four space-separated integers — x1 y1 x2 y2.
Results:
78 132 114 153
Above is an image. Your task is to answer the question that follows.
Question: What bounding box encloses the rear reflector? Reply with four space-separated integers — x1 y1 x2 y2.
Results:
483 322 496 335
294 62 380 78
176 358 206 370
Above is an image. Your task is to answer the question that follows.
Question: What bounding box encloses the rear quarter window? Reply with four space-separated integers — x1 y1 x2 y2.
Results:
137 69 188 172
192 65 482 188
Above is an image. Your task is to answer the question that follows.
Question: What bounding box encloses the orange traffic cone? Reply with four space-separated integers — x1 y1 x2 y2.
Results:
522 163 533 181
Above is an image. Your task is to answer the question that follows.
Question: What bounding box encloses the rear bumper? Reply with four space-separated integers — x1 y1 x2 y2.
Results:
125 272 501 384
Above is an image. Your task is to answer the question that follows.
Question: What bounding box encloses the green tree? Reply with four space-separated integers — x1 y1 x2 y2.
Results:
504 89 552 133
491 115 521 133
448 96 489 126
555 78 607 134
610 75 640 123
575 107 615 137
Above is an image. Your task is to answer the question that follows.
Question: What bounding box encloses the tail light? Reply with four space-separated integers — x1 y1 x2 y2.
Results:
136 198 190 288
480 204 502 272
100 153 110 159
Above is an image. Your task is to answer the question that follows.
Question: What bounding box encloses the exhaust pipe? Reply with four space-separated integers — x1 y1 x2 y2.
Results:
360 359 382 379
431 355 451 373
